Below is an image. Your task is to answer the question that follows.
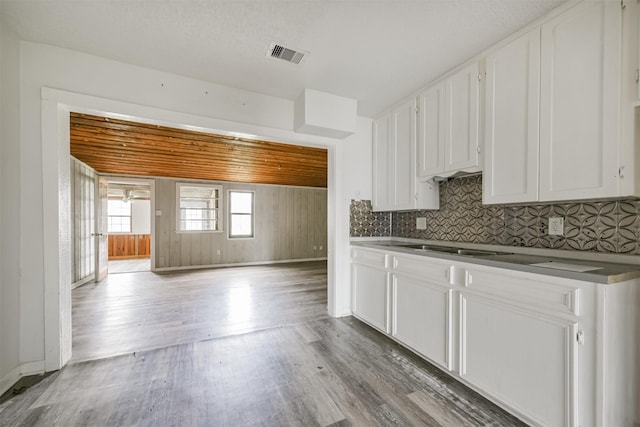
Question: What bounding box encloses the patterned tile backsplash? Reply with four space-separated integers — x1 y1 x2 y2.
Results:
351 175 640 255
350 200 391 237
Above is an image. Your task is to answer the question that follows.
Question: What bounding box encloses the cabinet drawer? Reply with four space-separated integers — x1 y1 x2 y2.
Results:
351 247 388 268
464 267 582 317
392 254 450 285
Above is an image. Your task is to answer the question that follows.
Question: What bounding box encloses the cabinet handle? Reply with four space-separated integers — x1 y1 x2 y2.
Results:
446 266 455 284
576 330 585 345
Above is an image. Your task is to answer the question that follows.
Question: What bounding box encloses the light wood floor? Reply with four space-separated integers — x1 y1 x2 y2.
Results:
0 261 525 426
108 258 151 273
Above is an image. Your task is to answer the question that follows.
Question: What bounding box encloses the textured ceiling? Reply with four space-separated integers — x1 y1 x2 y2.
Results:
1 0 565 117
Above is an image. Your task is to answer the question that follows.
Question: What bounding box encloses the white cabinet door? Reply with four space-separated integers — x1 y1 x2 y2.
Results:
372 112 391 211
373 99 439 211
390 99 417 210
417 82 446 178
484 29 540 204
392 273 453 370
445 62 481 173
352 263 389 333
539 0 621 201
460 294 579 427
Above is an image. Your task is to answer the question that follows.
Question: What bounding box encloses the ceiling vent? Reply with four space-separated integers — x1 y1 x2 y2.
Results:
267 42 307 65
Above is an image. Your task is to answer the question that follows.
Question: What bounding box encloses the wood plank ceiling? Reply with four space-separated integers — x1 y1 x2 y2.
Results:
70 113 328 188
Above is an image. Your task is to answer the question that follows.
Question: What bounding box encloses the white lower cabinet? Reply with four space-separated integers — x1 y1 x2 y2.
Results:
391 273 453 370
351 259 390 334
351 246 639 427
459 295 579 426
457 267 585 427
466 299 577 425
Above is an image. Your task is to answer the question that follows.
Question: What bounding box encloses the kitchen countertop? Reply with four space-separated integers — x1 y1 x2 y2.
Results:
351 239 640 284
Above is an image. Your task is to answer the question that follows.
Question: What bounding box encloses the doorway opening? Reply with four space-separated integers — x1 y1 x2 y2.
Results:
106 178 152 274
43 88 342 372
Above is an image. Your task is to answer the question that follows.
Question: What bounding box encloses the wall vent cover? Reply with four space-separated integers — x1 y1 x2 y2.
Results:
267 42 307 64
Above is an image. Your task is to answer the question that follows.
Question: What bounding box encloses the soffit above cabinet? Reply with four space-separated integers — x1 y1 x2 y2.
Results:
69 113 327 188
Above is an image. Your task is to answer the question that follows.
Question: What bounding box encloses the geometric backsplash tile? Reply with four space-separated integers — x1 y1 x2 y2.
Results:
392 175 508 245
354 174 640 255
350 199 392 237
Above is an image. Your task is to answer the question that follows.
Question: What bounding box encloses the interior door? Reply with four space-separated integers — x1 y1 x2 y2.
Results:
95 176 109 281
71 157 97 286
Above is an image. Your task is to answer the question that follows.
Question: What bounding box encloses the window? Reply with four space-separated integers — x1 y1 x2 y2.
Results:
177 183 222 232
229 191 254 238
107 199 132 233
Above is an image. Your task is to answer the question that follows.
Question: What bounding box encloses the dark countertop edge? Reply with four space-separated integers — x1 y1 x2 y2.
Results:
350 240 640 285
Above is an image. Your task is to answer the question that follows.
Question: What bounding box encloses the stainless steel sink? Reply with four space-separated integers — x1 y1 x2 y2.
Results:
397 244 458 253
456 249 512 256
394 244 512 257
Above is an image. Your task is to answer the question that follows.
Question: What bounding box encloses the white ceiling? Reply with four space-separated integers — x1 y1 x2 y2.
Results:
0 0 565 117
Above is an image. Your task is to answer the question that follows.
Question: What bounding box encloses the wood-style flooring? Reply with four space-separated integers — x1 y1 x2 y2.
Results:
71 262 328 363
108 258 151 274
0 261 526 426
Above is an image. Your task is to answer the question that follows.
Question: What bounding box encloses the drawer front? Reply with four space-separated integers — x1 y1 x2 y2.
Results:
464 266 582 317
351 247 388 268
392 254 451 285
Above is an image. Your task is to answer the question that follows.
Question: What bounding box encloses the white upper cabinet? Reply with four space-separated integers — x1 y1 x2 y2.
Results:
445 62 481 173
539 0 621 202
418 63 481 181
417 82 446 177
380 0 629 207
391 99 419 210
483 29 541 204
484 0 625 204
372 112 391 211
372 100 439 212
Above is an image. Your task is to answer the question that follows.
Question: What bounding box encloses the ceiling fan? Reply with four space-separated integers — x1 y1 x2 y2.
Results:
108 184 151 202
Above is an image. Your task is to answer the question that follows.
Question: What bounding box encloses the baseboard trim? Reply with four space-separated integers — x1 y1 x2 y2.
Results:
153 257 327 272
334 308 353 318
0 360 45 396
0 365 21 397
72 275 94 289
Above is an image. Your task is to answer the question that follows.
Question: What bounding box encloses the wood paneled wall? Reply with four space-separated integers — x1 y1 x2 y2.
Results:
70 157 96 284
155 179 327 269
108 234 151 260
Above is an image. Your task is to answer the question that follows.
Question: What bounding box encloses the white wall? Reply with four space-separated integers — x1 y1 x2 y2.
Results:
131 199 150 234
0 21 22 392
342 117 373 202
18 41 367 370
331 117 373 315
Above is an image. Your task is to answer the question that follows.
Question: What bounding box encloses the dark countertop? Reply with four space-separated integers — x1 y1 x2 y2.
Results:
351 239 640 284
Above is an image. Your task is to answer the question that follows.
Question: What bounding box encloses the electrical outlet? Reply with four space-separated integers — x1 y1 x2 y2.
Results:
548 217 564 236
416 217 427 230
